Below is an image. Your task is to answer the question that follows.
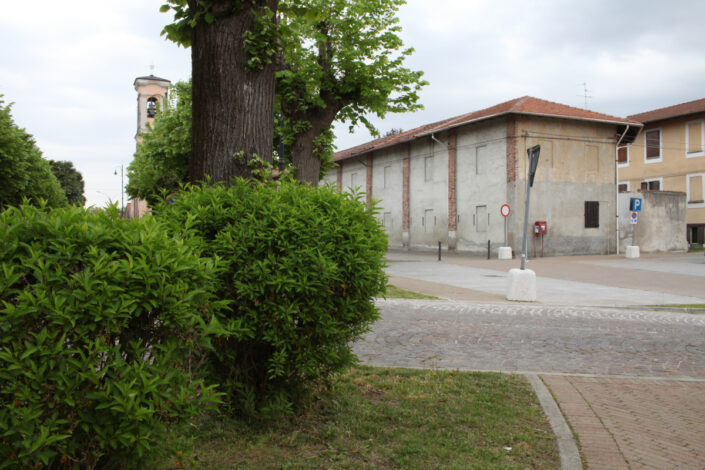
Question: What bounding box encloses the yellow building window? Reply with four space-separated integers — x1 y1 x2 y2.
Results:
687 121 704 156
645 129 661 161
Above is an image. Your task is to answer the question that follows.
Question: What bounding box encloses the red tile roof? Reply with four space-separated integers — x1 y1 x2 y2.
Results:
334 96 640 162
627 98 705 123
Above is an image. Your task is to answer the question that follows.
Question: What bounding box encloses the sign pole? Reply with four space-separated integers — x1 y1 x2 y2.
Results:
504 217 507 246
521 145 541 270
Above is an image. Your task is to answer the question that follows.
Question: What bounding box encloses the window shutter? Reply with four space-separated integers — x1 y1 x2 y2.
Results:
585 201 599 228
645 130 660 159
617 147 628 163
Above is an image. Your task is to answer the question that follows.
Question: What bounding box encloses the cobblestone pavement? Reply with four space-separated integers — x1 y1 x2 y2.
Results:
354 299 705 378
354 299 705 468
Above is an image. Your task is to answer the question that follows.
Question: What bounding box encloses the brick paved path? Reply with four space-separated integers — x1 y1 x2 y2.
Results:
355 299 705 468
543 376 705 469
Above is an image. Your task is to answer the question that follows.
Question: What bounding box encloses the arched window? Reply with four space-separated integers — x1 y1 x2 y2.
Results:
147 97 158 118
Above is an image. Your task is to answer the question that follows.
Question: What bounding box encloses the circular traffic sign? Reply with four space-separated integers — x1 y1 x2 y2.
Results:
500 204 511 217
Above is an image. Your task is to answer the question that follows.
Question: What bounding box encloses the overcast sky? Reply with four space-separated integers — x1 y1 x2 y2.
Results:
2 0 705 208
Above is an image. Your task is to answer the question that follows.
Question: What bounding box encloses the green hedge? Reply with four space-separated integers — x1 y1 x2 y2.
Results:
156 181 388 416
0 205 220 469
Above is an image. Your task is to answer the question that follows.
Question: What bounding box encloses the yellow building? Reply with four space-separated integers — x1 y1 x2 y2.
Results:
619 98 705 246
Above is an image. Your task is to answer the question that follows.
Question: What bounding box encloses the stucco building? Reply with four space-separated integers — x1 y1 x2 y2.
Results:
134 74 170 140
324 96 641 256
619 98 705 246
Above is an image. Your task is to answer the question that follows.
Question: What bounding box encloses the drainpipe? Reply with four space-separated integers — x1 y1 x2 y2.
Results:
431 133 444 146
615 125 630 255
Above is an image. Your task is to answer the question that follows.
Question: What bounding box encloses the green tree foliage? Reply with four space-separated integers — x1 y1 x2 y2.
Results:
277 0 427 183
0 203 221 468
156 1 426 186
155 181 387 416
48 160 86 206
126 81 192 206
0 95 67 209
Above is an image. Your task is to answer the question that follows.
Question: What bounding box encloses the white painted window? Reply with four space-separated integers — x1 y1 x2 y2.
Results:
686 120 705 157
644 129 662 163
350 172 358 189
640 177 662 191
475 145 487 175
383 166 392 188
618 181 630 193
475 205 487 232
687 173 705 207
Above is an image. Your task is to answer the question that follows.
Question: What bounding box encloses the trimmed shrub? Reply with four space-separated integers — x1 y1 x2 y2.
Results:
155 180 387 416
0 204 220 469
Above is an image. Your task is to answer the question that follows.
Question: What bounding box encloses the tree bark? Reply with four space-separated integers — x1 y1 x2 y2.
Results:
290 104 339 185
188 0 278 184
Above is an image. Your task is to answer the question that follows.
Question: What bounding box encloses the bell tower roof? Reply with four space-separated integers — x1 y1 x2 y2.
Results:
134 74 171 87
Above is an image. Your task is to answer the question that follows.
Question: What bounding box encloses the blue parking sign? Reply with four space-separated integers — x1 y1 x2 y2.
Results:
629 197 642 212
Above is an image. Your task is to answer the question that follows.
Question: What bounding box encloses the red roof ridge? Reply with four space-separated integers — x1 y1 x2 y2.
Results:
334 96 639 162
628 97 705 123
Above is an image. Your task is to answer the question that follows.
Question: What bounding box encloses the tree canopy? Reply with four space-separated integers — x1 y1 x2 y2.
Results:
0 95 67 209
49 160 86 206
277 0 427 183
154 0 426 187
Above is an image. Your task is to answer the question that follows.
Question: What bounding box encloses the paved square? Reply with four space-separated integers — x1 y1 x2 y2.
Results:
543 376 705 469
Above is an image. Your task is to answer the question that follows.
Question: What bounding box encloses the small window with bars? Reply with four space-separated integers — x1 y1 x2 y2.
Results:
585 201 599 228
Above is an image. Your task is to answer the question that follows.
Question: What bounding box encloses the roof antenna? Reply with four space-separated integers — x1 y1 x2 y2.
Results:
149 63 155 75
579 82 592 109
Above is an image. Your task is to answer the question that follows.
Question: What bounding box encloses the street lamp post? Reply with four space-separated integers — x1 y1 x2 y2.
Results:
114 165 124 217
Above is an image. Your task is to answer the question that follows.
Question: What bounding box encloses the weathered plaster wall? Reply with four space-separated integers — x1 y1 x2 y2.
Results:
371 147 404 246
509 117 618 256
408 137 448 248
455 120 508 254
619 191 688 252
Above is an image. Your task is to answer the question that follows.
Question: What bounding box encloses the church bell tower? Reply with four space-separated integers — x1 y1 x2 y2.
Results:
133 74 171 144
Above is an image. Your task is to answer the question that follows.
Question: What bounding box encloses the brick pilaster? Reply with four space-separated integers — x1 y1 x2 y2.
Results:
448 131 458 231
336 164 343 191
506 116 518 183
366 154 373 206
402 145 410 247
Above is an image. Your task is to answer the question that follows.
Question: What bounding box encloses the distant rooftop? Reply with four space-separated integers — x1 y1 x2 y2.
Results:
133 74 171 85
628 97 705 123
335 96 641 162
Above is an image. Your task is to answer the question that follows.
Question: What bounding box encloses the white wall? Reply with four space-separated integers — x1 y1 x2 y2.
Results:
408 137 448 248
455 121 508 252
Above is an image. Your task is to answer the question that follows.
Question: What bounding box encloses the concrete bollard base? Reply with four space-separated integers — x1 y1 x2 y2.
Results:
498 246 512 260
506 268 536 302
625 246 640 259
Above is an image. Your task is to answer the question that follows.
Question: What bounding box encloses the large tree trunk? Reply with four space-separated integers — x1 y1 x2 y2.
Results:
290 105 339 185
189 0 278 184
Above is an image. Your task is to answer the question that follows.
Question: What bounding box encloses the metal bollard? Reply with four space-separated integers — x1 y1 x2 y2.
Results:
438 241 442 261
487 240 491 259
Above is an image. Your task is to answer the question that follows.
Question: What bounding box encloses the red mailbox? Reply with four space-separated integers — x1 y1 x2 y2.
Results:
534 221 547 235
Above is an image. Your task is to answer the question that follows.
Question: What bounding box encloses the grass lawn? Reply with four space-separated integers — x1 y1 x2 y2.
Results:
171 366 559 469
385 285 440 300
647 304 705 309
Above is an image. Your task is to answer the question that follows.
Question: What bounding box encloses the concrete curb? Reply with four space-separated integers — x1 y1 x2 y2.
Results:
525 374 583 470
